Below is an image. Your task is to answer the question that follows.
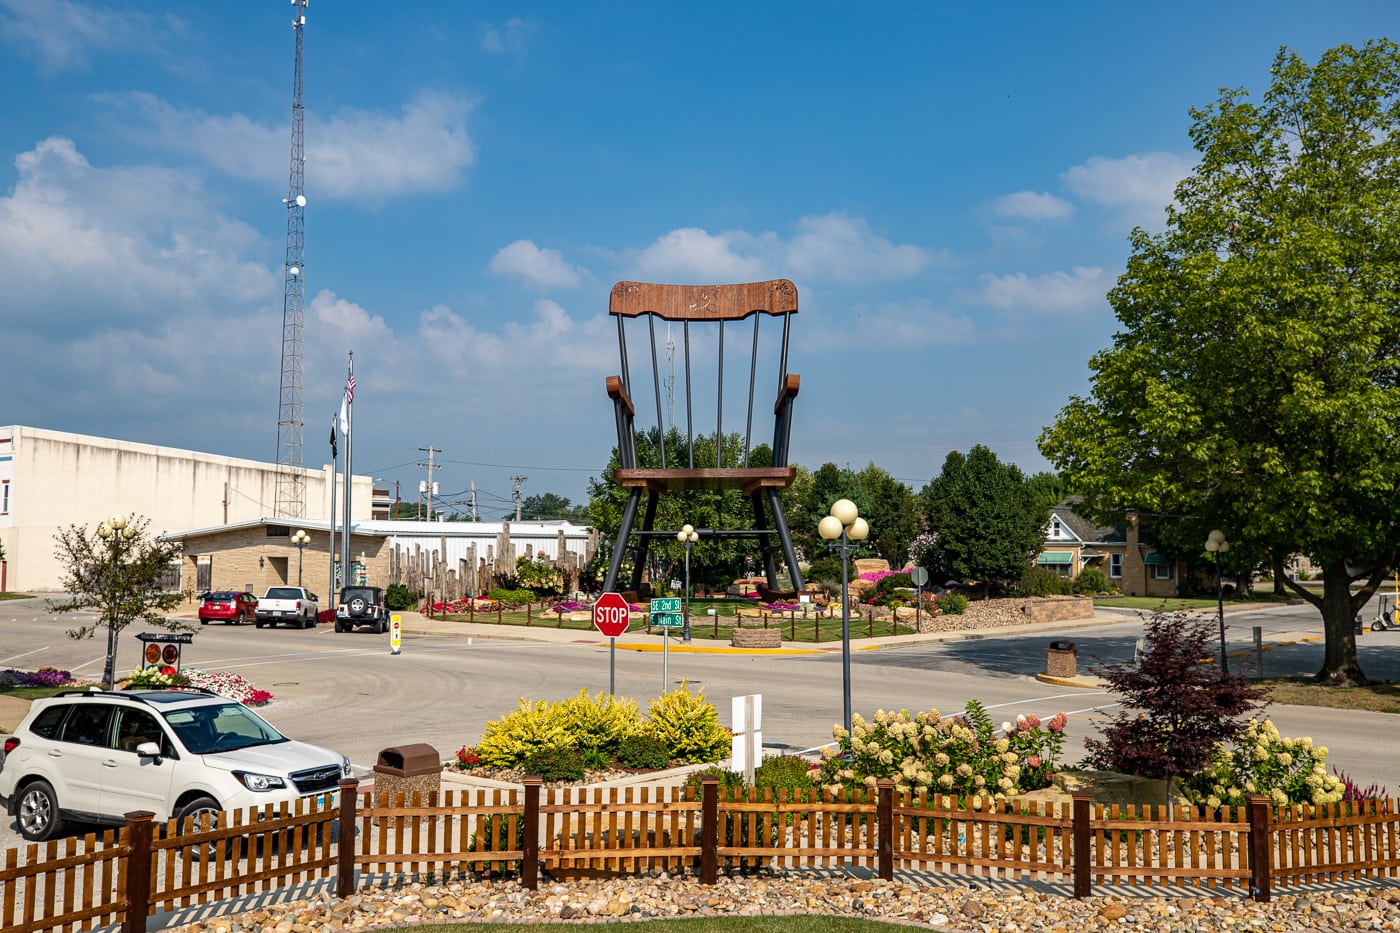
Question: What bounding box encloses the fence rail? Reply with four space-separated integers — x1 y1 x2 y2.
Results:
3 778 1400 933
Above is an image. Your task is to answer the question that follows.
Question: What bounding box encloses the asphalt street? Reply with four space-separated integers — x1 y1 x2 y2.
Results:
2 593 1399 851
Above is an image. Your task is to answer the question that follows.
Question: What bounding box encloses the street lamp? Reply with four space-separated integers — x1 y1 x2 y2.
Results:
1205 529 1230 675
95 514 136 690
817 498 869 746
676 524 699 642
291 529 311 587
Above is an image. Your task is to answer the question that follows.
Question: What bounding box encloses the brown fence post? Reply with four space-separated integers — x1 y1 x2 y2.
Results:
121 811 154 933
1071 792 1092 898
1247 794 1272 903
522 777 542 890
336 777 359 898
876 779 894 881
700 776 719 884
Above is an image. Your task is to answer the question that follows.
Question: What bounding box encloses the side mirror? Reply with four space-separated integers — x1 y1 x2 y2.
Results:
136 741 164 763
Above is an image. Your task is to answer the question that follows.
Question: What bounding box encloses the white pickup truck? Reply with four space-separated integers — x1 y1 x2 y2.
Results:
254 586 319 629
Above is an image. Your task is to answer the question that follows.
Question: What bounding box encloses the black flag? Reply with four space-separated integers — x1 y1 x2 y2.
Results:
330 418 338 459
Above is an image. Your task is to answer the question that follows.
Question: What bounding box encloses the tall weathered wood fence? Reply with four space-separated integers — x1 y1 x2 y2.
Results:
2 777 1397 933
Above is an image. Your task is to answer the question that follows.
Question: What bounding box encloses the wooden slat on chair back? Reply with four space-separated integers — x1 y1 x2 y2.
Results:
610 280 798 321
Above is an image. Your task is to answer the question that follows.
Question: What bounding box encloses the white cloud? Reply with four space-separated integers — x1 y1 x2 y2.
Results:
488 240 586 289
1061 152 1193 224
481 17 530 55
0 0 174 72
626 214 933 284
972 267 1108 314
988 190 1074 221
111 90 476 200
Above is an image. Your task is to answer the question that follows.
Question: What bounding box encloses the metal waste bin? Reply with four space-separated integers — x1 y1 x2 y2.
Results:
1046 640 1077 679
373 743 441 803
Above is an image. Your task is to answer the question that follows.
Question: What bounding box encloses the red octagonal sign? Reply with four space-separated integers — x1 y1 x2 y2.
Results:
592 592 631 638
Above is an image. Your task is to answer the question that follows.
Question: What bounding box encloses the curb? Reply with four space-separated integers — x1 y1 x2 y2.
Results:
612 642 821 656
1035 672 1110 689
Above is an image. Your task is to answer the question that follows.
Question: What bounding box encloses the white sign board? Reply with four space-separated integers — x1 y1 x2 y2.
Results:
730 694 763 784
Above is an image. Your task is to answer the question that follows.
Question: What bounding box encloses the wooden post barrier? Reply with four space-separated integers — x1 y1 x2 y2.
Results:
121 811 154 933
790 615 796 641
526 604 532 626
1071 792 1092 898
700 777 719 884
876 779 894 881
1247 795 1272 902
336 778 359 897
522 777 542 890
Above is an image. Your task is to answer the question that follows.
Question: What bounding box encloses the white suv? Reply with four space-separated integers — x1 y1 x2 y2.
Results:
0 689 350 842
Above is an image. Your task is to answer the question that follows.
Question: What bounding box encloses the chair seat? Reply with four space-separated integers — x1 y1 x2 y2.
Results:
612 467 796 494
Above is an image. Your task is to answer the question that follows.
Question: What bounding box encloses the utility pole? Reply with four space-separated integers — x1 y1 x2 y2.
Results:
509 475 527 522
417 446 441 522
417 445 439 518
470 481 478 521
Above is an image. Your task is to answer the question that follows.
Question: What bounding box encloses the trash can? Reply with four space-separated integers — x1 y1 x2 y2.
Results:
373 743 441 803
1046 640 1077 679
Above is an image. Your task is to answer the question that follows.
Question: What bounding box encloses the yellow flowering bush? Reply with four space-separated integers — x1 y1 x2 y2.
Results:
1181 718 1345 810
817 700 1068 800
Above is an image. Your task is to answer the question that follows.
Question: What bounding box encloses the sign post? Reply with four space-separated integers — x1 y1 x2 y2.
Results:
649 597 683 689
390 614 402 655
910 567 929 627
730 694 763 787
593 592 631 695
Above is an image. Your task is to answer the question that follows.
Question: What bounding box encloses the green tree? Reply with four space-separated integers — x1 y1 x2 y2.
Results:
1039 41 1400 685
1025 471 1068 514
50 515 187 688
783 462 919 569
919 445 1045 590
516 493 589 523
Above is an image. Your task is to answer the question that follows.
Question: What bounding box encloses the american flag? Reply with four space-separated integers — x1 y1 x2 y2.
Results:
345 372 356 402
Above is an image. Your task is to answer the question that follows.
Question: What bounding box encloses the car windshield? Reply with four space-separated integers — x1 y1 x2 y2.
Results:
265 587 304 599
205 592 239 600
344 589 379 601
163 703 287 754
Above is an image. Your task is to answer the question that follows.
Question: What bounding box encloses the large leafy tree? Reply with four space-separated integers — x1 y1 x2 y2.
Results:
51 515 187 688
919 445 1045 589
1040 41 1400 685
784 462 919 569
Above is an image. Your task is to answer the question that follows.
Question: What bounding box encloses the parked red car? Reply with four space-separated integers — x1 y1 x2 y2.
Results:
199 591 258 625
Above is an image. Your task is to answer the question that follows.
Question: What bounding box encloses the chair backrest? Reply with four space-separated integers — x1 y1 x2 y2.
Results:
609 280 799 469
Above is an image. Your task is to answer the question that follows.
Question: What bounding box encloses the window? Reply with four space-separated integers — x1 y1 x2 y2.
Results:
1 480 8 514
61 704 112 747
1152 563 1173 580
114 709 165 754
1052 519 1062 537
1110 553 1123 578
28 705 68 739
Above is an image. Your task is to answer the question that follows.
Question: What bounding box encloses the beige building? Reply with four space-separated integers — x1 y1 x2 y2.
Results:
0 425 370 593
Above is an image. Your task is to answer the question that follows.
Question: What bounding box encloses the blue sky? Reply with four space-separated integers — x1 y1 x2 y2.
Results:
0 2 1391 519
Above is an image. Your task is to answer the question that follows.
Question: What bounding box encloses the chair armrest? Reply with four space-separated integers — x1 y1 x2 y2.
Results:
774 373 800 414
606 375 635 417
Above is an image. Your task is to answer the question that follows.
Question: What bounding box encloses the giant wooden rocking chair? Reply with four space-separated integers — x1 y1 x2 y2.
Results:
601 279 805 598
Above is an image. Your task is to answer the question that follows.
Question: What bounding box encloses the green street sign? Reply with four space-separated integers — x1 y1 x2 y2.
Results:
651 612 685 627
650 598 682 612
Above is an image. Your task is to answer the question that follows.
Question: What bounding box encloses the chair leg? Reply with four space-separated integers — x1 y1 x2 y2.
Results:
630 491 660 594
766 488 805 593
603 489 642 593
751 493 779 588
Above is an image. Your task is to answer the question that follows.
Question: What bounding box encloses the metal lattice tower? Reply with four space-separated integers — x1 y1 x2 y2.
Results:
274 0 310 518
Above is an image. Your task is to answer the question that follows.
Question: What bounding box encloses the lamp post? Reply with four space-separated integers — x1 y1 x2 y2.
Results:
95 514 136 690
677 524 699 642
1205 529 1230 675
818 498 869 746
291 529 310 587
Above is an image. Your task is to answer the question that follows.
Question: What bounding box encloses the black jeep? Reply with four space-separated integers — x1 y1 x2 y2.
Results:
334 585 389 633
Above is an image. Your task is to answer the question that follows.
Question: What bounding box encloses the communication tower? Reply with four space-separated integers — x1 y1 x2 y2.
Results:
274 0 310 517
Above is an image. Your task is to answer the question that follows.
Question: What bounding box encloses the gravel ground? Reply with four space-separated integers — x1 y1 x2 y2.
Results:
157 871 1400 933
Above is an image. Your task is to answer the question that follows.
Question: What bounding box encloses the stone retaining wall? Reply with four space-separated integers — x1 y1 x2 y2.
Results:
730 628 782 648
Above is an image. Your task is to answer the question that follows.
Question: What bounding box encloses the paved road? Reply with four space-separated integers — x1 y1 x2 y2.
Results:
2 594 1398 851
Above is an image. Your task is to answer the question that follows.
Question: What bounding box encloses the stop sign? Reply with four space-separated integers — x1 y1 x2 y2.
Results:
592 592 631 638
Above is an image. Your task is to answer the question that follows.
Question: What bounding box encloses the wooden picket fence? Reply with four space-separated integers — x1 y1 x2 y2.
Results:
2 779 1399 933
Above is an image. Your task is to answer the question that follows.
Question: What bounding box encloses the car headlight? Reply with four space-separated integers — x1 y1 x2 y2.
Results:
233 770 288 792
341 755 353 777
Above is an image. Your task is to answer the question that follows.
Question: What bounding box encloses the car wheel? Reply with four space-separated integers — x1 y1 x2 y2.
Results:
349 596 368 616
378 619 389 634
255 620 265 629
200 618 209 625
16 780 63 842
175 795 230 860
335 620 348 633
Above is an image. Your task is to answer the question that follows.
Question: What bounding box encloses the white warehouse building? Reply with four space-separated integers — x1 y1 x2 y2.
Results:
0 425 371 593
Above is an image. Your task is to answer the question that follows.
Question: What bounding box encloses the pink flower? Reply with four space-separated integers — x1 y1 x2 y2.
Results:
1047 712 1068 734
1023 713 1041 729
1028 756 1043 769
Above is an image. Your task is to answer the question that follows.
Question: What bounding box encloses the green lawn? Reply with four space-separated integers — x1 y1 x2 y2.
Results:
0 685 74 701
438 601 912 644
368 919 912 933
1093 594 1300 613
0 592 33 601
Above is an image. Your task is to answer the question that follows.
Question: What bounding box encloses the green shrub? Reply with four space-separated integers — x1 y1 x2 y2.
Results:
646 682 731 763
682 766 746 794
933 592 968 614
617 733 671 770
523 745 585 782
467 814 524 874
487 587 537 606
579 746 612 772
384 584 419 610
805 556 842 584
1073 567 1111 595
755 755 816 794
556 689 642 754
1180 718 1345 809
475 698 575 767
1016 566 1075 597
